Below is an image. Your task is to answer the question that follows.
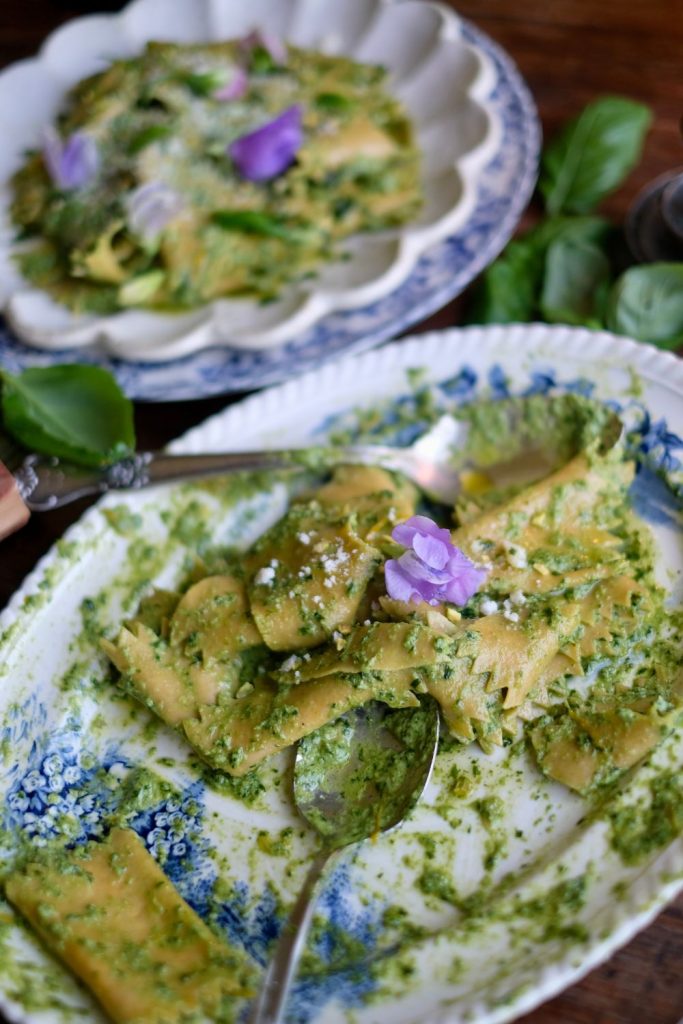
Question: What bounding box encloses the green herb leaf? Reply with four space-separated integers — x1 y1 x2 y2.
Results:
129 124 172 154
0 365 135 467
315 92 354 114
250 46 278 75
541 237 611 325
465 216 613 325
181 70 226 96
606 263 683 349
212 209 306 243
540 97 651 215
465 238 544 324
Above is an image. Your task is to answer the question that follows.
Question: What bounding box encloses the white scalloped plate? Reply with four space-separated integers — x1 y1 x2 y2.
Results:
2 325 681 1024
0 0 502 361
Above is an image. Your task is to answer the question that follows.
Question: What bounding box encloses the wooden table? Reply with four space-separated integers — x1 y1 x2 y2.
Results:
1 2 682 1022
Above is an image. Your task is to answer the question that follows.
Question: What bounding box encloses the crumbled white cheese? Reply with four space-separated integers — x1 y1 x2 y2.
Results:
270 558 279 568
254 566 275 586
297 532 311 545
480 598 499 616
312 594 323 606
320 546 349 574
280 654 301 672
510 589 527 606
502 599 519 623
504 543 528 569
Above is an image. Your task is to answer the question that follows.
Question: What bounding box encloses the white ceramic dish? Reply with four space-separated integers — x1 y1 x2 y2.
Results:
1 325 682 1022
0 0 501 360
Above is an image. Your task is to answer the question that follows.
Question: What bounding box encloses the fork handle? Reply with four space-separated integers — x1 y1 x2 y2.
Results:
248 846 337 1024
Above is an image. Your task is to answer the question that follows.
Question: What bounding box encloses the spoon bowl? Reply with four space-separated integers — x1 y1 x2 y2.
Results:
249 697 439 1024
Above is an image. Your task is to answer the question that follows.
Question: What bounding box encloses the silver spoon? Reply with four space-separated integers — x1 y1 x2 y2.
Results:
13 416 465 511
12 407 624 513
249 697 439 1024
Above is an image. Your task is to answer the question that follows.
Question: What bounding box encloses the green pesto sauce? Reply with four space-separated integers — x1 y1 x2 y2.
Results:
607 770 683 864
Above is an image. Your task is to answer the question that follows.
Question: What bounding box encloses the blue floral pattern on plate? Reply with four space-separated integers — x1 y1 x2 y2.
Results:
0 22 540 401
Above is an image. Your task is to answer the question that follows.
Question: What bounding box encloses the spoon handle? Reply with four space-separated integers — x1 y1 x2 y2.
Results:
249 846 337 1024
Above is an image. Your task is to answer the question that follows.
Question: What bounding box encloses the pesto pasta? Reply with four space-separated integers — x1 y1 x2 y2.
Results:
10 37 421 314
102 395 683 796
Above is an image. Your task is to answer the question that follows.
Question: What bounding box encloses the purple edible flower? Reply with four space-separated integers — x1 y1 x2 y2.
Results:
125 181 184 241
229 105 303 182
239 28 287 67
42 128 99 191
385 515 488 607
214 65 249 101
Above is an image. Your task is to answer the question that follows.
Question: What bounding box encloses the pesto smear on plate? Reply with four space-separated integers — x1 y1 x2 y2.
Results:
10 36 421 314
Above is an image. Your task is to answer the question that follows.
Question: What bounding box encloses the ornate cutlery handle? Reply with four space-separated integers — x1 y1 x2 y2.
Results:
14 449 296 511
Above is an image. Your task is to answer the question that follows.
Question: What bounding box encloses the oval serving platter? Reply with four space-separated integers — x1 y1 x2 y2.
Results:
0 1 539 399
1 324 681 1024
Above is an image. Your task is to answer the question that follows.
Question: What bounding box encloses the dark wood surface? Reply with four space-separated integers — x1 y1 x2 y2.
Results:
1 2 682 1022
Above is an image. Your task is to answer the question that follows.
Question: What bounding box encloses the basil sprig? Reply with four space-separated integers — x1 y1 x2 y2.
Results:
466 96 683 350
0 364 135 468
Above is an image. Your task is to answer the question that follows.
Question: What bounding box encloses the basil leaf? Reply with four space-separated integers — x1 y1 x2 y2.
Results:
0 365 135 467
212 210 305 243
606 263 683 349
129 123 172 154
540 97 651 215
182 71 226 96
315 92 354 114
530 214 613 250
541 237 611 325
466 216 612 324
249 46 280 75
465 238 544 324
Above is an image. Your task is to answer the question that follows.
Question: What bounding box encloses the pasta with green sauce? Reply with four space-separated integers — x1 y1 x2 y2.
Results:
10 35 421 314
101 394 683 795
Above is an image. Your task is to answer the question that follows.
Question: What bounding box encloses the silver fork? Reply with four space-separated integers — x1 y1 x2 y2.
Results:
14 415 465 511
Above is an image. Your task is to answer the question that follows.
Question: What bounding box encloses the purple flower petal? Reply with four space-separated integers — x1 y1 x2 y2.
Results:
412 532 449 570
384 559 425 604
42 128 99 191
239 29 287 67
396 551 449 586
392 515 452 549
214 66 249 101
229 105 303 182
125 182 184 241
385 514 487 607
